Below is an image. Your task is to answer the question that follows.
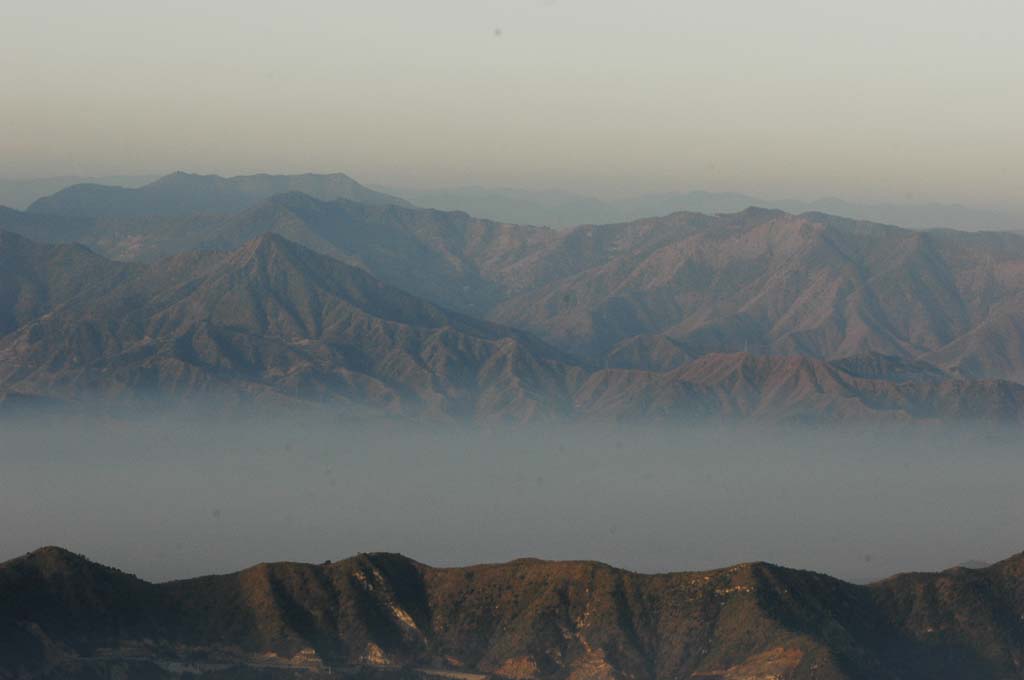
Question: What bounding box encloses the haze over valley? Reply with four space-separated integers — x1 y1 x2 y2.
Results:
4 416 1024 679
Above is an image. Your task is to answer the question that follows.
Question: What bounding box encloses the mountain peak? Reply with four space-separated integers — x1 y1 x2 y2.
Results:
27 171 410 218
21 545 80 560
733 205 788 218
3 545 96 572
223 231 313 271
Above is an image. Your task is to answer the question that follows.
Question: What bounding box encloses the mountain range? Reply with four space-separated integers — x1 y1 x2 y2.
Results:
0 175 158 211
387 185 1024 232
24 171 410 219
5 545 1024 680
4 172 1024 422
7 175 1019 231
0 230 580 420
1 228 1021 422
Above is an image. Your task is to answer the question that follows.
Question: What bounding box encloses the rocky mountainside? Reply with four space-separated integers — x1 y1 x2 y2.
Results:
12 185 1024 385
485 209 1024 381
186 192 555 315
0 231 136 335
0 231 580 420
24 172 411 219
2 192 555 313
576 352 1024 422
4 546 1024 680
1 230 1022 423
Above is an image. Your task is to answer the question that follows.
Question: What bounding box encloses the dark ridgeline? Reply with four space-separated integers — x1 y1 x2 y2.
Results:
3 546 1024 679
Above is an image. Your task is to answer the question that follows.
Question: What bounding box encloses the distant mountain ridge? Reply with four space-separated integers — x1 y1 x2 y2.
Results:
2 192 557 309
0 174 158 210
5 545 1024 679
25 171 411 218
389 185 1024 232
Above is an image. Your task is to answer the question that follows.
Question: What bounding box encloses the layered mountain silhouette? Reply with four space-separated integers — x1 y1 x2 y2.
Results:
1 229 1021 422
2 192 554 313
7 173 1024 420
24 172 411 219
5 545 1024 679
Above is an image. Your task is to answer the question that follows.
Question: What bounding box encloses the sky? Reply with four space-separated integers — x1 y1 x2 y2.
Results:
2 0 1023 209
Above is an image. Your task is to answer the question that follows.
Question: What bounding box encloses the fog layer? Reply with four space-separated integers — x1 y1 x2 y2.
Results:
1 416 1019 584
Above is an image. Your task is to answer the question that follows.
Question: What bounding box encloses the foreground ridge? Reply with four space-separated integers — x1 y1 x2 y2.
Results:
4 546 1024 679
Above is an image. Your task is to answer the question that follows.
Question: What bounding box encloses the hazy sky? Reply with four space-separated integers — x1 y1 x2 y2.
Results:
2 0 1022 207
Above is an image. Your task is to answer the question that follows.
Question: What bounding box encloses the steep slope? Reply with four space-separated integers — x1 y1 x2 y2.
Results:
489 210 1024 381
25 171 411 219
0 206 98 243
5 547 1024 680
0 231 133 335
9 192 557 313
867 553 1024 680
574 352 1024 422
195 193 555 314
0 547 159 675
0 232 580 420
15 191 1024 382
2 232 1023 424
81 192 557 313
